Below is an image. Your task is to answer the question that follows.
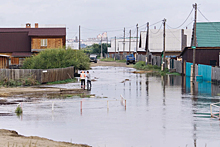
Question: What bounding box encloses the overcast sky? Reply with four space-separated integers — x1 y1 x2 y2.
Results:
0 0 218 39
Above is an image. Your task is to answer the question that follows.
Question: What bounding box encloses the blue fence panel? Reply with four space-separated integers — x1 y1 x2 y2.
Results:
198 64 212 81
186 62 193 77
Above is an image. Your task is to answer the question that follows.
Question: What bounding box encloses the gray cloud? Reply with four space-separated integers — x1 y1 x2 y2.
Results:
0 0 218 39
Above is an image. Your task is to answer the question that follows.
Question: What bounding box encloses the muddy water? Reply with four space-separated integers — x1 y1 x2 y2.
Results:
1 66 220 147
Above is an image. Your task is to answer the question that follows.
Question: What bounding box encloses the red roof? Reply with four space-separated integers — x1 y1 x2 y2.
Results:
11 52 33 57
0 28 66 36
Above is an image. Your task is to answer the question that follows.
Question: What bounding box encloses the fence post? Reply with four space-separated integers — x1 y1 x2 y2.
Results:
52 102 54 111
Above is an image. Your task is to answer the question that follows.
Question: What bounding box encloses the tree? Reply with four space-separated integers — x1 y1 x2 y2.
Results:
22 48 90 70
83 43 111 57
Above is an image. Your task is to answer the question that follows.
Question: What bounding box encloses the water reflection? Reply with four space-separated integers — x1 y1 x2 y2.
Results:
182 76 220 97
2 67 220 147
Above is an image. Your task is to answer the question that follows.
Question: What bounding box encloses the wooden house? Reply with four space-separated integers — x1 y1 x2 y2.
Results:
0 23 66 68
181 22 220 72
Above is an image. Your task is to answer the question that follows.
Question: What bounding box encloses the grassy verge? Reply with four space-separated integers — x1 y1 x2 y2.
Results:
0 76 40 87
46 78 77 85
100 58 126 63
133 61 181 76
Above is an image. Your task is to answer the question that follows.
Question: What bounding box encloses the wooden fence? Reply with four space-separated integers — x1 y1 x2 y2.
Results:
0 66 74 83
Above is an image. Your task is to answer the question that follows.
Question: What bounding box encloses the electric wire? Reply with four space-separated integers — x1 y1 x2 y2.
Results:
167 29 181 42
150 23 163 34
149 20 163 27
198 9 220 33
166 8 194 29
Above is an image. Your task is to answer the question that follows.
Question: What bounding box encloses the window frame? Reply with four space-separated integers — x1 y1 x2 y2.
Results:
41 39 47 47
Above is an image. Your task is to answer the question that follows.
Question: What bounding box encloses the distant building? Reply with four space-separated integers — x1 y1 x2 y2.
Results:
108 38 141 57
139 29 192 56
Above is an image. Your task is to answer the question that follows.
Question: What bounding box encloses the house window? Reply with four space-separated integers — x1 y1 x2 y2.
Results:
9 59 11 65
19 58 25 65
41 39 47 47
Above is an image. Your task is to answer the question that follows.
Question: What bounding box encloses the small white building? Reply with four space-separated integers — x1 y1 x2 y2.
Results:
108 38 145 56
139 29 192 56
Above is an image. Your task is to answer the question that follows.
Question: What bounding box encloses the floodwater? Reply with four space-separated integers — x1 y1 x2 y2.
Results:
1 66 220 147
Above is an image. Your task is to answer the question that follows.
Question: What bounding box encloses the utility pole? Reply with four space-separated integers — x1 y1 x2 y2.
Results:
192 3 197 85
123 27 125 56
101 36 103 59
146 22 149 64
162 19 166 71
136 24 139 60
106 37 108 58
129 30 131 54
114 36 116 60
79 25 81 50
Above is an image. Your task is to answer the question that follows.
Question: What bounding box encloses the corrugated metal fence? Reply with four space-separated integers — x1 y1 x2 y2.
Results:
0 66 74 84
198 64 212 81
173 60 182 74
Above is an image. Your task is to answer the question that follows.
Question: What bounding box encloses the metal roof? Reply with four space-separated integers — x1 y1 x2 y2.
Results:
0 28 66 36
11 52 33 57
196 22 220 47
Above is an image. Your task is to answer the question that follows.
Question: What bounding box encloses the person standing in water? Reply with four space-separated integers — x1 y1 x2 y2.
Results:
80 71 86 89
86 71 91 91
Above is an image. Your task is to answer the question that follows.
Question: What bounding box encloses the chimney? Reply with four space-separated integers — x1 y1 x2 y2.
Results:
26 23 31 28
35 23 38 28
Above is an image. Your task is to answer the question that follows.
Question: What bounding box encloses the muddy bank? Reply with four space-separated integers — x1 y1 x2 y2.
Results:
0 129 91 147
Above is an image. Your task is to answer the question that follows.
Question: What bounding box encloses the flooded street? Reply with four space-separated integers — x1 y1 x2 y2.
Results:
1 66 220 147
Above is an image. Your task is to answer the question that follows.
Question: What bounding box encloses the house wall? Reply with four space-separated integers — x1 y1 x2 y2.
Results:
0 57 9 68
183 48 220 66
31 37 63 50
140 29 192 53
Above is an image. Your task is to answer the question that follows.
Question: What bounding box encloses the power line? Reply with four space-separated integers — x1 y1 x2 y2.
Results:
166 8 194 29
149 20 163 27
150 23 163 34
167 29 180 42
198 9 220 33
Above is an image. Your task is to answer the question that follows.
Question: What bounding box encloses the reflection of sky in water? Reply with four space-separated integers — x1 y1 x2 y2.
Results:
0 66 220 147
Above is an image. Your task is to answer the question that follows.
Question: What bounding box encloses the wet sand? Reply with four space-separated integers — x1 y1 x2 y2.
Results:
0 129 90 147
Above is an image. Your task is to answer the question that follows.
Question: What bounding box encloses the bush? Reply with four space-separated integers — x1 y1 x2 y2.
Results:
134 61 146 70
0 75 39 87
22 48 90 70
15 105 23 114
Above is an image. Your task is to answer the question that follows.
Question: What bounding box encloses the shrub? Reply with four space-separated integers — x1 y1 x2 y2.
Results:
15 105 23 114
22 48 90 70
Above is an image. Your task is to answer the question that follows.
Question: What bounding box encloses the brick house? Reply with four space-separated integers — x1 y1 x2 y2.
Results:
0 23 66 68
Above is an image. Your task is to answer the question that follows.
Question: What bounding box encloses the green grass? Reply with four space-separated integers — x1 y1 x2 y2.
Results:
15 105 23 114
0 75 40 87
133 61 181 76
46 78 77 85
100 58 115 62
100 58 126 63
